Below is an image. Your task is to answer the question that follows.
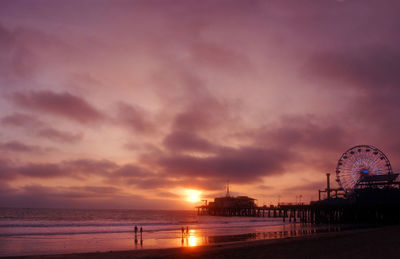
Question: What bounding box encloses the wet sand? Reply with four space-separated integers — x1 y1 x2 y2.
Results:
9 225 400 259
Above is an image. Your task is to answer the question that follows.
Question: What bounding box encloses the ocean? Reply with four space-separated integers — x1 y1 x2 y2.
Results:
0 208 327 257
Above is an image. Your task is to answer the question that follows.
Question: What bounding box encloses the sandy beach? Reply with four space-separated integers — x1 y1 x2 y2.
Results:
9 225 400 259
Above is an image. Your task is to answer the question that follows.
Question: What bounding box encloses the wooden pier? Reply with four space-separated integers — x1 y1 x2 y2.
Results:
197 146 400 225
197 188 400 225
196 203 328 223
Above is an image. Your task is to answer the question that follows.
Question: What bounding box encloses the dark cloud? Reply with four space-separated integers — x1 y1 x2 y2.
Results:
304 43 400 160
0 21 83 81
152 64 241 134
306 45 400 90
4 159 118 180
62 159 118 176
2 113 83 143
171 91 232 133
112 164 150 178
0 158 15 180
0 23 37 78
157 146 294 183
17 162 65 178
163 130 217 152
116 102 156 134
1 113 45 128
0 141 48 154
10 90 105 124
251 115 348 151
37 127 83 143
0 184 181 209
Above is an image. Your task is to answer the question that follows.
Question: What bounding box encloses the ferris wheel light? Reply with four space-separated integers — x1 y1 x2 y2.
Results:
363 170 369 174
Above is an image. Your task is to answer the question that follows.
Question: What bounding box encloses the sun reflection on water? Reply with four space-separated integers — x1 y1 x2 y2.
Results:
188 229 199 247
182 229 200 247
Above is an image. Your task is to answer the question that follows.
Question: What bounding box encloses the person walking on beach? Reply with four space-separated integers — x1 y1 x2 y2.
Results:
181 226 185 236
186 226 189 235
140 227 143 246
134 225 138 244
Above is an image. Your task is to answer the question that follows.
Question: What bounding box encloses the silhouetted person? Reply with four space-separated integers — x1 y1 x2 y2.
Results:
134 225 138 244
140 227 143 240
181 226 185 236
186 226 189 235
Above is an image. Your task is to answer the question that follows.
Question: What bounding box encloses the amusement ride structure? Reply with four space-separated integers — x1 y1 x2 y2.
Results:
319 145 399 200
336 145 397 190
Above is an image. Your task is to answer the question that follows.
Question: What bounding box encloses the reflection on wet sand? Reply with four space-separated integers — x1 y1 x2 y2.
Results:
180 223 346 248
188 230 198 247
181 229 201 247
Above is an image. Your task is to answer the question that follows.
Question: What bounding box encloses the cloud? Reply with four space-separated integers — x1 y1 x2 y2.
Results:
0 23 37 78
305 45 400 90
62 159 118 176
0 158 15 180
37 127 83 143
1 112 45 128
116 102 156 134
10 90 105 124
112 164 150 178
2 113 83 143
6 159 118 180
16 162 65 178
170 86 233 133
157 146 294 183
163 130 217 153
1 155 227 191
0 184 181 209
0 141 49 154
250 114 348 151
303 43 400 157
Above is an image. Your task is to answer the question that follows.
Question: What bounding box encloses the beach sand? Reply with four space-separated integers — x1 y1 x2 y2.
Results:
9 225 400 259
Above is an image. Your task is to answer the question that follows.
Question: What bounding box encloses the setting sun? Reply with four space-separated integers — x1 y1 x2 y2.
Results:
185 189 202 203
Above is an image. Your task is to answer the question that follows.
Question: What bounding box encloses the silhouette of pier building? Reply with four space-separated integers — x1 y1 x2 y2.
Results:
197 145 400 224
197 174 400 224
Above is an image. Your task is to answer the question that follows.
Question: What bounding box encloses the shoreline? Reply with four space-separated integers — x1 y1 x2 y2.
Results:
7 225 400 259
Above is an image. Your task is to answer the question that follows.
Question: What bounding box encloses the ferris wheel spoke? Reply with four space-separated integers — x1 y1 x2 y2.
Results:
336 145 392 191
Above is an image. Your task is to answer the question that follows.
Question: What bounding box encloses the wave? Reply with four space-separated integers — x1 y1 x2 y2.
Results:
0 221 198 228
0 218 282 228
0 221 286 237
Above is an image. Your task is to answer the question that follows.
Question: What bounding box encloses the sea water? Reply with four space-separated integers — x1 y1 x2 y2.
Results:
0 208 326 256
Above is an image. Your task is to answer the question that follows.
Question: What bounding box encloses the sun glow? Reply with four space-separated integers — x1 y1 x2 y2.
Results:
185 189 201 203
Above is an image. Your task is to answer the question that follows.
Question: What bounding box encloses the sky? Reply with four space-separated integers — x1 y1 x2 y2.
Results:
1 0 400 209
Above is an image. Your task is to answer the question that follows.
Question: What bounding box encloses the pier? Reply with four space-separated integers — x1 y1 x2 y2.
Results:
197 145 400 225
197 194 400 224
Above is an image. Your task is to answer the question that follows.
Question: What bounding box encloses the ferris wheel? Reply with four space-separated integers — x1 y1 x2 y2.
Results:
335 145 393 191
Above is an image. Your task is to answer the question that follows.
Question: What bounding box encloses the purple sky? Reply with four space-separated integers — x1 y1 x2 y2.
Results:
1 0 400 209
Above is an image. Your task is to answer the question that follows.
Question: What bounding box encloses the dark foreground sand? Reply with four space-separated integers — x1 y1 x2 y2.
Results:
10 226 400 259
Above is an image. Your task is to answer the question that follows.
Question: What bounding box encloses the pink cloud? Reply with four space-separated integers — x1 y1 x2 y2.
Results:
116 102 156 134
0 141 49 154
10 90 105 124
37 127 83 143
